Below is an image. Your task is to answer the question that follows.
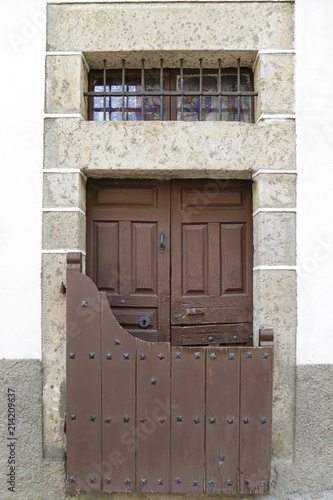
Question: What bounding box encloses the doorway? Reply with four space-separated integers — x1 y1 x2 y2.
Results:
86 179 253 345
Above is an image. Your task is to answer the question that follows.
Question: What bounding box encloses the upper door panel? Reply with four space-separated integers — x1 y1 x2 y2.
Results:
86 179 170 342
171 180 253 329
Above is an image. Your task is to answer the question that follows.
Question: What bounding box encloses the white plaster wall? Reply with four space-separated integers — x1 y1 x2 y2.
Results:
0 0 46 359
296 0 333 364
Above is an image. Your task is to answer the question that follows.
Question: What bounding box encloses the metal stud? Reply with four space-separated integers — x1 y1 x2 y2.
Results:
209 479 216 487
81 301 88 307
157 353 165 360
158 479 164 485
263 352 269 359
261 417 267 424
140 416 148 423
159 417 166 424
208 336 213 342
246 352 252 359
227 418 234 424
140 354 146 360
175 352 181 358
177 416 183 422
90 415 96 421
123 416 130 423
106 478 112 484
151 378 157 385
195 352 201 359
69 476 76 483
124 478 131 485
105 417 111 423
89 353 95 359
141 479 147 485
229 353 235 360
218 455 225 462
194 417 200 424
176 478 182 484
193 480 199 487
124 353 130 360
89 477 96 483
244 479 250 485
233 335 238 340
227 480 233 486
70 414 76 421
114 339 120 345
120 299 125 304
210 353 217 360
106 353 112 360
262 481 268 487
69 353 75 359
250 334 253 339
209 417 216 424
243 418 250 424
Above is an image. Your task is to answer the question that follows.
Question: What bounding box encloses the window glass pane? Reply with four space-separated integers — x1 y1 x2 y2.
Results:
176 73 251 122
92 74 164 121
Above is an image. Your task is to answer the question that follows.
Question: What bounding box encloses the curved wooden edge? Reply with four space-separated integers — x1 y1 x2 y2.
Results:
259 329 274 347
67 252 82 273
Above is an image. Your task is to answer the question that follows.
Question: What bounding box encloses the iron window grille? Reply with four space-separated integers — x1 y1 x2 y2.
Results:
86 58 257 122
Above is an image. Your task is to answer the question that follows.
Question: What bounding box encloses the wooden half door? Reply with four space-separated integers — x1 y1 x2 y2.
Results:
86 179 170 342
170 179 253 346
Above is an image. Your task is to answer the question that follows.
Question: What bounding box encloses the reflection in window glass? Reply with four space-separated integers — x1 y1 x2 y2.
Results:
176 74 252 122
92 75 164 121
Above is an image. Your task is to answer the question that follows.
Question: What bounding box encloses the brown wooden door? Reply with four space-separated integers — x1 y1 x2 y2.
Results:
86 179 252 345
86 179 170 342
170 179 253 345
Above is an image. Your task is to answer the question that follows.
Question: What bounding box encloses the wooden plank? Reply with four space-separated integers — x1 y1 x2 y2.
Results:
239 347 273 495
171 347 205 493
205 347 240 494
66 270 102 491
136 340 170 493
171 323 252 346
101 293 136 492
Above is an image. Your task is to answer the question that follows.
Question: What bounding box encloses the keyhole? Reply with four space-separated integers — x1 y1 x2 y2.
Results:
139 315 150 329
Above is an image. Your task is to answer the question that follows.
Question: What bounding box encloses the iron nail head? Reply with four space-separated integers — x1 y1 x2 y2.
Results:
81 301 88 307
209 417 215 424
195 352 201 359
106 478 112 484
229 353 235 360
209 480 216 487
69 476 76 483
151 378 157 385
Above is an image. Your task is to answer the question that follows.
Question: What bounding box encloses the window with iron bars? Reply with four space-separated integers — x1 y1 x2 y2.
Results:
86 58 257 123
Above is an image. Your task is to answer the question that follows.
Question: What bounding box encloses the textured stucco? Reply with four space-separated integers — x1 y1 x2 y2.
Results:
253 173 296 211
46 3 294 53
44 119 295 176
254 53 295 116
253 212 296 266
0 360 65 500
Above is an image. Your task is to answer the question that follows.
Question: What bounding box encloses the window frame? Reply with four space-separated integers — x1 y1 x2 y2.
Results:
87 67 255 122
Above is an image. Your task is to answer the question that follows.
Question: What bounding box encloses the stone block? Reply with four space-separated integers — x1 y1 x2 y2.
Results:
42 210 85 250
47 3 294 52
254 53 295 117
253 269 296 461
43 172 86 211
253 173 296 211
44 118 295 175
45 54 88 116
254 211 296 266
